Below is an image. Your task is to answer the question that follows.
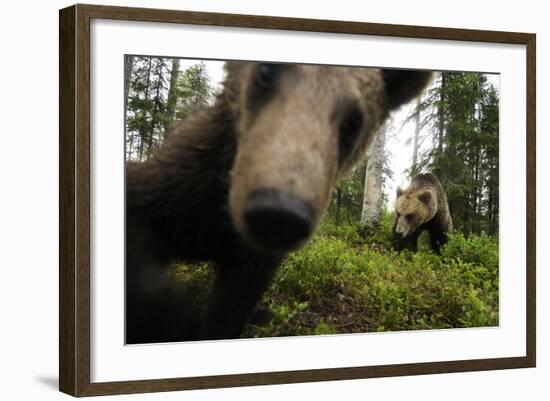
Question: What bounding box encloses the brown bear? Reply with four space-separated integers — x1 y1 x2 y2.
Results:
392 173 453 254
126 61 433 343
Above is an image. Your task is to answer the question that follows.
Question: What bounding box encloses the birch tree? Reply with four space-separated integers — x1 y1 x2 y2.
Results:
360 128 387 227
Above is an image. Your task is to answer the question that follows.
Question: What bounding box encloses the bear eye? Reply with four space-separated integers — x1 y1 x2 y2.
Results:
338 106 364 164
254 63 282 89
406 214 414 220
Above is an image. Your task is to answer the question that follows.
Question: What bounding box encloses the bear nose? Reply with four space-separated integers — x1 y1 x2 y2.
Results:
243 189 315 251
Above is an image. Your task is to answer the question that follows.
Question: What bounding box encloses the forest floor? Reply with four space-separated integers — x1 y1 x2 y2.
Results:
170 212 499 339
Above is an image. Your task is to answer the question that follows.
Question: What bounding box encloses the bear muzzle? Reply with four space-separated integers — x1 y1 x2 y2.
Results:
393 230 404 239
394 220 410 238
243 188 315 252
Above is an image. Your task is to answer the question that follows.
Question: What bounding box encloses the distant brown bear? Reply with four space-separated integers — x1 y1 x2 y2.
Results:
126 62 432 343
392 173 453 254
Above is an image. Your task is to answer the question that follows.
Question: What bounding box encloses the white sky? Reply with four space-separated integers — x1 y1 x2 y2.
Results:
180 59 499 209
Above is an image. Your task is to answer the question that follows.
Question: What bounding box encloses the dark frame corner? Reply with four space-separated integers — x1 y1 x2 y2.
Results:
59 3 536 397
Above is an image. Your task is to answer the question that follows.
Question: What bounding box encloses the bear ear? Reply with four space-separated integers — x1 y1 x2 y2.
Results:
396 187 403 198
382 70 434 111
418 190 432 205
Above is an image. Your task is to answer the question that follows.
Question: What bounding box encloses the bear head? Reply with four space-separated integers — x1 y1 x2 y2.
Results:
224 62 433 252
394 187 439 239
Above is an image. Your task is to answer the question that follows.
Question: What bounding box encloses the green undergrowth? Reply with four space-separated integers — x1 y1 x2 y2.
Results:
171 212 499 339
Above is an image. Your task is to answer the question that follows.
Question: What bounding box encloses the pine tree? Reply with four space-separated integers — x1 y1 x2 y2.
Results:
124 58 214 161
163 58 181 136
410 72 499 235
176 62 213 122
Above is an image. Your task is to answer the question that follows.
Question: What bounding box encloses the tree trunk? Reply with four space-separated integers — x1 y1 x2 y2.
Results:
438 73 446 154
138 57 153 161
360 129 386 228
163 58 180 136
146 59 167 159
412 97 421 173
124 55 134 138
124 55 135 160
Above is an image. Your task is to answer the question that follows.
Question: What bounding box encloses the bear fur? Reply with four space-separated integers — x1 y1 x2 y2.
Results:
126 62 433 343
392 173 453 254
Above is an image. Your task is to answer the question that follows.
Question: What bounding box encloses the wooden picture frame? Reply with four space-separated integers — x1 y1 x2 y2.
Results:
59 3 536 397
